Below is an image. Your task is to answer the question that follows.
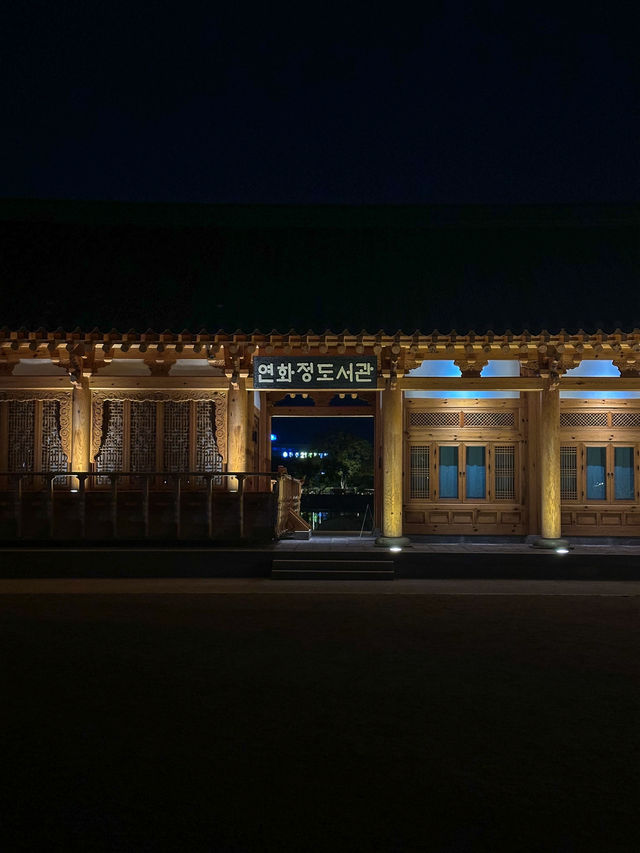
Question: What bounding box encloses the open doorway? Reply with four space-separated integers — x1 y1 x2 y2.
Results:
271 415 375 532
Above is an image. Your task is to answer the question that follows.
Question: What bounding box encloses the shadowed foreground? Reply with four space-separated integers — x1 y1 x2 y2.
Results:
1 588 638 852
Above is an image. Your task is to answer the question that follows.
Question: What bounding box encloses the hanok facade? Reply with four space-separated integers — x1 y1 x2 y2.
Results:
2 327 640 546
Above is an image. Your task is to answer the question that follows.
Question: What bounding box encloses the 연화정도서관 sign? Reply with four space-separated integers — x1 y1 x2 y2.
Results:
253 356 377 389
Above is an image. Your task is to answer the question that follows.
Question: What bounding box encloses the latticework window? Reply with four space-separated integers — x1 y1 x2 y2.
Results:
196 401 223 479
410 446 430 498
494 445 515 500
463 411 515 428
560 446 578 500
560 412 607 428
163 401 189 472
41 401 68 472
8 400 35 472
409 411 459 428
96 401 124 472
611 412 640 428
130 401 157 471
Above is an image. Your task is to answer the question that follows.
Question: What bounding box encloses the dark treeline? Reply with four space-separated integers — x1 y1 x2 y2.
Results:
1 201 638 334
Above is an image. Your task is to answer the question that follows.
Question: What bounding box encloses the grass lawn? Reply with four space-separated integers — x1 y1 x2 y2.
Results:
1 589 638 852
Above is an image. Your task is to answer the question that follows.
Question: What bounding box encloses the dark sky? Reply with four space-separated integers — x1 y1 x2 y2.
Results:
2 4 638 205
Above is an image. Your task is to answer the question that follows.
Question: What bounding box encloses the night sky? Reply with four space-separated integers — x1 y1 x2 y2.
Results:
2 5 638 205
0 6 638 334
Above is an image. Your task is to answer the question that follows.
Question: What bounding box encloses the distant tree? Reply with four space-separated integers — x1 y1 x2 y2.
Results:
279 431 373 493
322 431 373 492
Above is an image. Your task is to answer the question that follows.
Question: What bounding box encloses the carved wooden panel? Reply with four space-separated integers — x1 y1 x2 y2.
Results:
91 391 227 463
1 391 72 462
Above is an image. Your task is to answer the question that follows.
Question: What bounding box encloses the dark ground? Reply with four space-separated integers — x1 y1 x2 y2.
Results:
1 589 638 852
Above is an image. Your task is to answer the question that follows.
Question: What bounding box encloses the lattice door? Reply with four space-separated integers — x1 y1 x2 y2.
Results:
195 401 223 481
41 400 68 472
96 400 124 473
8 400 35 472
131 401 157 471
163 401 189 472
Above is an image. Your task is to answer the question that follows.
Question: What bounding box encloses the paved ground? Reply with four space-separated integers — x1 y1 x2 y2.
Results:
1 582 638 852
277 534 640 555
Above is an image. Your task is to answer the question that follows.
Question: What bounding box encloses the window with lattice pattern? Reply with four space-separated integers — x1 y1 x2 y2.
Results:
463 411 515 427
494 445 515 499
560 446 578 500
611 412 640 428
410 446 430 498
560 412 607 427
409 411 459 428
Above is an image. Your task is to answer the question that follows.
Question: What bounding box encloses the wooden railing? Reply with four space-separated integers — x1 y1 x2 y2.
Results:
0 471 283 542
275 471 305 538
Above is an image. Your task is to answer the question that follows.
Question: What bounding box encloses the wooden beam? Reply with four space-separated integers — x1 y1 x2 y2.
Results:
560 377 640 390
268 406 374 417
398 377 544 391
89 376 229 391
0 376 71 390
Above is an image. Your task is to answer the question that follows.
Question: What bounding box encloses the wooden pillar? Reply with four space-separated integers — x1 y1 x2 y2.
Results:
71 378 91 485
0 401 8 469
375 388 410 547
526 391 540 537
227 379 248 491
534 386 568 547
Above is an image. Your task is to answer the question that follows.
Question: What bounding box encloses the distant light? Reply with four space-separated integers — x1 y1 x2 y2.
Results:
389 546 402 552
70 489 78 493
282 451 288 458
270 434 277 441
555 547 569 555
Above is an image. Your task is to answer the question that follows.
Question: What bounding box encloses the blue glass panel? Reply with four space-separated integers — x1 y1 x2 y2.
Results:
439 446 458 499
466 446 486 499
614 447 634 501
586 447 607 501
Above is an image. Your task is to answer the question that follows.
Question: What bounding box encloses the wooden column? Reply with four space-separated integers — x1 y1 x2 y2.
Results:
526 391 540 537
227 379 248 491
534 386 568 547
0 401 8 487
71 378 91 484
375 388 410 547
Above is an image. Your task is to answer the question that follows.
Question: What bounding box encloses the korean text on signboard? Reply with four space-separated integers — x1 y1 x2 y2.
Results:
253 356 377 389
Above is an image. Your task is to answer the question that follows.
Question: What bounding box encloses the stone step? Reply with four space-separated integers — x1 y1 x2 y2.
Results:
271 559 395 580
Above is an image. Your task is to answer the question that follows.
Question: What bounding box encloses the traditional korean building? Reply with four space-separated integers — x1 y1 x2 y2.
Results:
1 201 639 544
2 327 640 545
